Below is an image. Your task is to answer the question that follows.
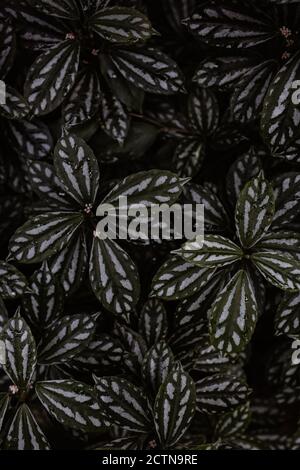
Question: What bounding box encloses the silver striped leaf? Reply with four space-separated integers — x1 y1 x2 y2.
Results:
38 314 98 365
272 173 300 229
99 90 130 145
138 298 168 346
184 183 229 228
70 336 123 371
226 148 263 206
54 133 100 206
22 262 63 327
169 321 207 357
209 270 258 355
24 40 80 116
188 87 219 136
184 2 277 48
0 262 27 299
63 68 101 129
0 86 30 120
28 161 72 208
6 119 53 160
94 376 152 433
230 61 275 124
173 139 205 178
215 402 251 439
255 231 300 259
251 250 300 291
114 322 147 365
89 236 140 315
192 334 235 374
2 311 37 389
93 335 123 368
142 341 174 396
101 170 187 210
0 20 15 78
110 47 185 95
174 272 227 328
36 380 106 431
150 255 216 300
154 369 196 448
29 0 80 20
0 393 10 430
196 373 251 414
235 172 275 249
174 235 243 268
49 230 88 295
193 56 258 89
275 291 300 336
8 212 84 264
89 7 154 44
261 52 300 159
4 404 50 450
0 297 8 335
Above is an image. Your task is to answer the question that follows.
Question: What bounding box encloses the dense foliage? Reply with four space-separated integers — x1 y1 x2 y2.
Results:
1 0 300 450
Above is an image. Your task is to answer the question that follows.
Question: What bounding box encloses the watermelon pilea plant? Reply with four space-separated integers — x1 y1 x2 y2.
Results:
1 0 300 452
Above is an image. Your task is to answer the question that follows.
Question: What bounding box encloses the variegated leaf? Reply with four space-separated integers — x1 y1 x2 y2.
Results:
63 68 101 129
2 311 37 389
24 40 80 116
192 334 234 374
275 291 300 336
110 48 185 94
251 250 300 291
99 90 130 145
4 404 50 450
28 161 72 208
139 299 167 346
89 236 140 315
209 270 258 355
169 322 206 357
154 369 196 448
54 133 100 206
6 119 53 159
0 20 15 78
89 7 154 44
0 262 27 299
188 87 219 135
235 172 275 248
196 373 250 414
226 148 262 205
36 380 105 431
142 341 174 396
272 173 300 228
38 314 98 365
101 170 187 209
0 86 29 120
255 231 300 258
184 2 277 48
0 393 10 430
94 376 152 433
173 139 205 178
215 402 251 439
261 52 300 160
193 56 258 89
150 255 216 300
49 231 88 295
174 235 243 268
29 0 80 20
8 212 84 264
230 61 275 124
22 262 63 327
0 298 8 335
114 322 147 365
184 183 229 228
